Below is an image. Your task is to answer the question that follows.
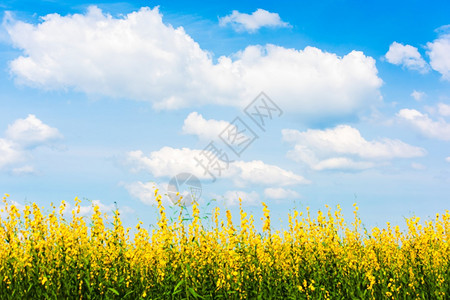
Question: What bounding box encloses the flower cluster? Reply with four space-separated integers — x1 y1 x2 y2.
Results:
0 193 448 299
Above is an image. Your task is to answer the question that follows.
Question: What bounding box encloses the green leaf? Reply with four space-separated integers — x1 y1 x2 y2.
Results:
108 287 120 296
124 290 135 297
188 287 204 299
173 279 184 294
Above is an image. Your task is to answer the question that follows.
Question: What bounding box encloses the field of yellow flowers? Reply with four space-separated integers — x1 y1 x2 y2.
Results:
0 192 449 299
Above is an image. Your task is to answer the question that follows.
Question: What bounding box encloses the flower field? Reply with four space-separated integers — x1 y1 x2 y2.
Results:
0 192 449 299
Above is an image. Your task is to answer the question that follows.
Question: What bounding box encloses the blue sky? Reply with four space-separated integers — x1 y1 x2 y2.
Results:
1 0 449 231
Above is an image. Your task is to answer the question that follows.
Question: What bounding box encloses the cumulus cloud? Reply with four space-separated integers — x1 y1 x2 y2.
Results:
397 108 450 141
264 187 299 200
11 165 36 175
124 147 203 178
225 45 382 121
72 200 134 217
427 26 450 80
283 125 426 171
123 146 309 187
411 162 426 170
219 9 290 33
232 160 309 187
182 112 230 141
220 190 260 206
0 138 23 169
5 114 62 148
122 181 171 205
5 6 383 122
385 42 429 73
0 115 62 172
411 90 426 101
437 103 450 117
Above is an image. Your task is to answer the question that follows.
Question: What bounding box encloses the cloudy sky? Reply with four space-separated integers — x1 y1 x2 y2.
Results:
1 0 449 230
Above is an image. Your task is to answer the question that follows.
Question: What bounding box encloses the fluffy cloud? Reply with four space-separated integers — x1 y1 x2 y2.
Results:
11 165 36 175
397 108 450 141
385 42 429 73
411 162 426 170
72 200 134 217
427 27 450 80
219 9 290 33
225 45 382 121
437 103 450 117
5 114 62 148
411 90 426 101
6 6 382 122
125 147 204 178
264 187 299 200
446 157 450 163
283 125 426 171
6 6 220 109
232 160 309 187
283 125 425 159
122 181 171 205
221 190 260 206
0 115 62 171
182 112 230 141
0 138 23 169
123 146 309 187
387 26 450 80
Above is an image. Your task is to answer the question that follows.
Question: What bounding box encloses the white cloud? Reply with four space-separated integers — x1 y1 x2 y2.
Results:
6 6 382 122
122 181 171 205
427 28 450 80
397 108 450 141
221 190 260 206
5 114 62 148
437 103 450 117
385 42 429 73
411 90 426 101
233 160 310 187
123 179 203 207
182 112 230 141
283 125 425 159
411 162 426 170
219 9 290 33
11 165 36 175
446 157 450 163
71 200 134 217
0 115 62 172
124 147 206 178
123 146 309 187
264 187 299 200
311 157 375 171
0 138 23 169
220 45 382 120
283 125 426 171
6 6 219 109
